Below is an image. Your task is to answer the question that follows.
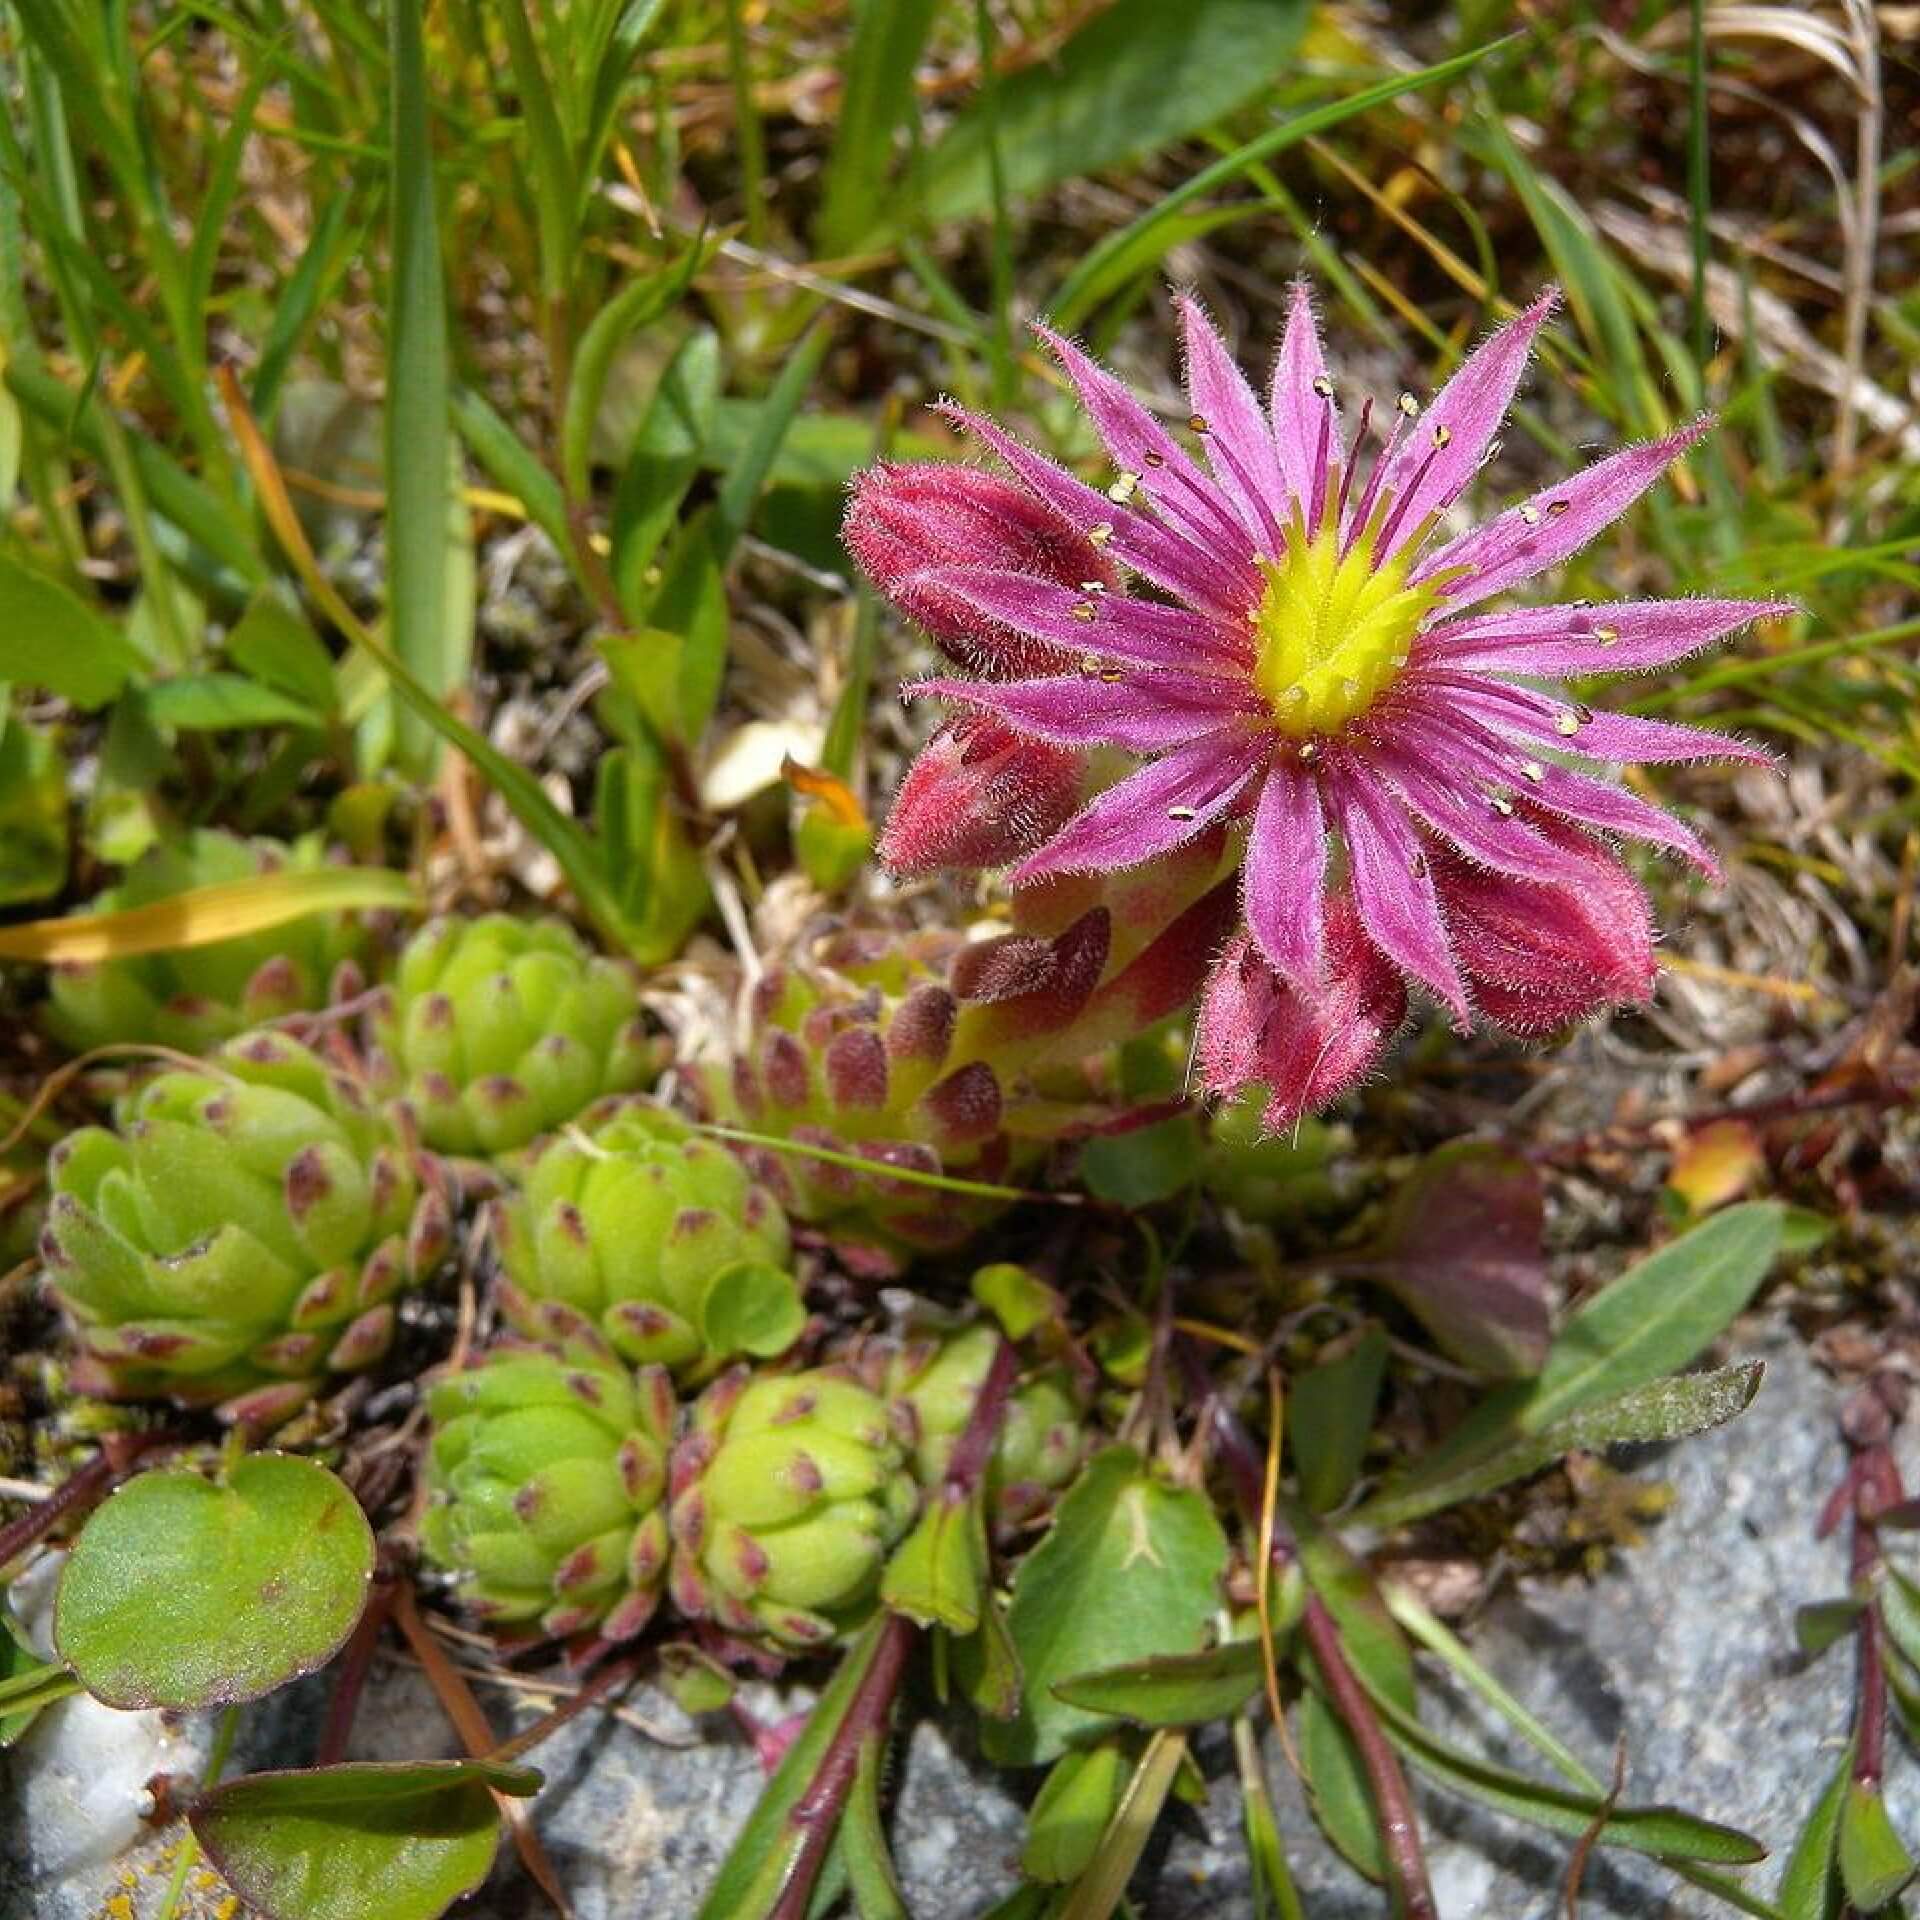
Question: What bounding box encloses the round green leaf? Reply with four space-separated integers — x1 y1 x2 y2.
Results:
700 1261 807 1359
56 1453 374 1710
190 1760 540 1920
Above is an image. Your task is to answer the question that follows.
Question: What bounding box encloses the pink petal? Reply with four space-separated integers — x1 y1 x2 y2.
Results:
1360 733 1600 887
879 718 1086 875
1270 281 1338 517
1432 820 1655 1037
1419 597 1794 677
1177 295 1287 553
909 670 1248 754
1013 733 1265 882
1033 323 1262 560
1369 291 1558 560
936 403 1260 620
1375 695 1722 877
1197 917 1407 1132
1242 765 1326 989
1417 418 1713 609
1421 673 1775 768
911 566 1248 676
1325 767 1470 1020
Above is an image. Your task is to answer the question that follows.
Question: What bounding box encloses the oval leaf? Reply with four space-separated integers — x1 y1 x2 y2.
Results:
57 1454 375 1710
0 549 143 708
980 1446 1229 1767
191 1760 540 1920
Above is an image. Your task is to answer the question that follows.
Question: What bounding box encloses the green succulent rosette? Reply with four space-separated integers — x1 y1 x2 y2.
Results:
667 1365 918 1650
44 829 366 1055
422 1346 675 1642
886 1323 1087 1528
40 1030 447 1427
492 1100 802 1379
367 912 651 1157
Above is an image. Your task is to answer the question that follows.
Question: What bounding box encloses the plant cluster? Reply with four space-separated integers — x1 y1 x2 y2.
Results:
0 2 1903 1918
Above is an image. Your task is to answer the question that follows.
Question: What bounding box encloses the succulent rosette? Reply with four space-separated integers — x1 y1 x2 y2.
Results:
45 829 366 1055
491 1100 803 1378
850 287 1789 1127
886 1323 1086 1528
367 912 651 1157
422 1346 675 1641
701 895 1223 1265
40 1030 447 1427
667 1364 919 1650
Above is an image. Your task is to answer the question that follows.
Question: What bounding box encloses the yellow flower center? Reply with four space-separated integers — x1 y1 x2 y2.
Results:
1251 521 1441 738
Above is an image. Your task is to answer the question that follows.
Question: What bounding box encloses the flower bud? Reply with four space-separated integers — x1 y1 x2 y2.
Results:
879 716 1087 877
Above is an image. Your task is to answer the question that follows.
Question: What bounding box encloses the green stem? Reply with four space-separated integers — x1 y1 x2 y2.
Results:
722 0 768 250
1687 0 1711 381
154 1703 241 1920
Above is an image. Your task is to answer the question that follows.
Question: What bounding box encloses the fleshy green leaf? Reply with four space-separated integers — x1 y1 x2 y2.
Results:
881 1486 990 1636
1 1613 77 1746
225 586 340 716
190 1760 539 1920
56 1455 375 1710
1794 1595 1869 1659
982 1447 1228 1767
698 1262 807 1361
1296 1688 1384 1882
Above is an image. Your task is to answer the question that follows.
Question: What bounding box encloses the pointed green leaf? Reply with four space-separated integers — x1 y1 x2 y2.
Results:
1778 1748 1850 1920
1837 1782 1914 1912
882 1486 990 1635
1022 1739 1133 1886
1290 1327 1389 1514
0 551 142 707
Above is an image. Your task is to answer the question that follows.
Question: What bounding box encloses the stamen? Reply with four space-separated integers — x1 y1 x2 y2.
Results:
1143 450 1167 469
1311 374 1335 401
1594 626 1620 648
1298 739 1321 762
1545 498 1571 517
1332 395 1374 539
1167 805 1198 822
1431 424 1452 450
1518 760 1545 783
1203 423 1286 553
1518 503 1543 527
1553 708 1581 737
1410 851 1428 877
1078 579 1108 594
1488 790 1516 816
1187 413 1210 434
1373 441 1447 554
1396 392 1420 419
1307 402 1334 540
1108 471 1141 505
1342 402 1409 554
1087 522 1115 546
1070 600 1099 623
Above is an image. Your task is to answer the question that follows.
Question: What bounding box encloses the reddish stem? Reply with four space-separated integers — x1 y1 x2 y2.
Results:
1301 1595 1439 1920
767 1613 916 1920
0 1430 178 1573
315 1556 401 1766
761 1336 1019 1920
1849 1446 1906 1789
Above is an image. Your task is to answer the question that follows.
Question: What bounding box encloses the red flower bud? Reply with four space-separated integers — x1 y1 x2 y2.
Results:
1197 908 1407 1131
845 461 1114 677
879 715 1087 876
1432 817 1655 1037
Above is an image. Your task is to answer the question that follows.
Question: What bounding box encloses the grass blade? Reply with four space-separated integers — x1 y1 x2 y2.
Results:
386 0 462 776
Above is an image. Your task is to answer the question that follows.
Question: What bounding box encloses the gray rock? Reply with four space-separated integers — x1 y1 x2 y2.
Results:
2 1321 1900 1918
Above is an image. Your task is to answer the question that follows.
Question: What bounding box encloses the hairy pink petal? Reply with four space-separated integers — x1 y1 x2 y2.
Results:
1242 765 1326 989
1374 696 1722 876
1432 820 1655 1036
1370 291 1558 559
1359 733 1598 887
1418 418 1713 609
879 717 1085 875
1270 281 1338 516
911 566 1247 676
1420 597 1793 677
846 461 1111 676
935 403 1260 619
1034 323 1263 559
1326 769 1471 1021
1013 733 1265 883
1197 916 1406 1131
1422 673 1775 769
1177 295 1287 552
909 670 1247 754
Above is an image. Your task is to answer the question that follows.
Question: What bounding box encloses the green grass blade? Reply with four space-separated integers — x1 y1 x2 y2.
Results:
815 0 937 258
385 0 461 776
1050 37 1512 330
494 0 576 301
